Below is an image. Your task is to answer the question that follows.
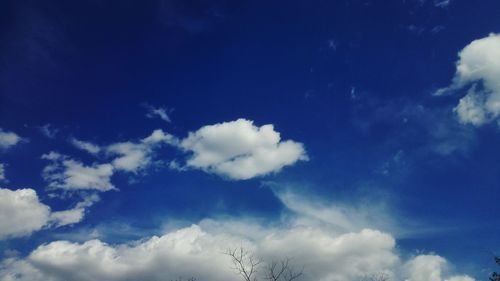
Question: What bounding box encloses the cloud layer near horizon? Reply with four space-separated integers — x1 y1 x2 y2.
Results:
0 186 475 281
0 221 474 281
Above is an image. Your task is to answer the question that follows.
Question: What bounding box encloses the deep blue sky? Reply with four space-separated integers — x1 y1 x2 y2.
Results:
1 0 500 280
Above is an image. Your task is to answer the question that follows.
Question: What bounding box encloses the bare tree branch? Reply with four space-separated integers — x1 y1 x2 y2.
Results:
225 247 262 281
264 257 303 281
226 247 303 281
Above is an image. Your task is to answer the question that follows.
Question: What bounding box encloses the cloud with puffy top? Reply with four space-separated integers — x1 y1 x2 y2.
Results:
177 119 308 180
0 222 474 281
0 188 96 239
438 33 500 126
404 255 475 281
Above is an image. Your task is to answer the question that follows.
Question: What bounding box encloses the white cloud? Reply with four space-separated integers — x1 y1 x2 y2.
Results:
0 129 22 150
178 119 308 180
42 152 115 192
454 86 487 126
144 104 172 123
43 130 177 191
0 188 94 239
49 194 100 227
404 255 475 281
0 224 398 281
0 188 51 239
70 138 101 155
0 222 475 281
438 33 500 126
273 188 401 235
0 188 98 239
107 129 178 173
0 258 51 281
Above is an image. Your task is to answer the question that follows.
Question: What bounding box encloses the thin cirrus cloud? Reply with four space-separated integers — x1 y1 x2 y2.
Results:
70 138 101 155
437 33 500 126
0 190 475 281
0 188 98 239
178 118 308 180
144 104 172 123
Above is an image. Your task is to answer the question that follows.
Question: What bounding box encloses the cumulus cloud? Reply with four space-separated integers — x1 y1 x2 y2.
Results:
0 129 22 150
0 188 93 239
42 152 115 192
0 222 475 281
0 188 51 239
0 224 398 281
178 119 308 180
70 138 101 155
144 104 172 123
438 33 500 126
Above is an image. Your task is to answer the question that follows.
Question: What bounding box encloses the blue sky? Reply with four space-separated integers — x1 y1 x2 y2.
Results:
1 1 500 280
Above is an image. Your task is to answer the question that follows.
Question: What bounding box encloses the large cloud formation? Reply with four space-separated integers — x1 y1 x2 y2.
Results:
438 33 500 126
0 190 475 281
179 119 308 180
0 222 474 281
0 188 93 239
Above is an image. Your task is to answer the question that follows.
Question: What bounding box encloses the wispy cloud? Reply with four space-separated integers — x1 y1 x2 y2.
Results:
70 138 101 155
0 128 23 150
144 104 173 123
39 124 59 139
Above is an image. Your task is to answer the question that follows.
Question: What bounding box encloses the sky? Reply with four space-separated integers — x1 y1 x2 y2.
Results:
0 0 499 280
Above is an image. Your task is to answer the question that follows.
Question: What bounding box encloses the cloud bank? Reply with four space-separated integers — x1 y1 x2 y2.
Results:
0 223 474 281
0 189 475 281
